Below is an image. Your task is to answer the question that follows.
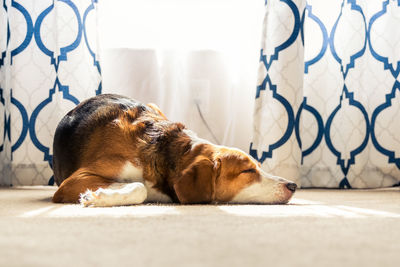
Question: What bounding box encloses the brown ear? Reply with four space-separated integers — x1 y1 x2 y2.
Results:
173 157 217 204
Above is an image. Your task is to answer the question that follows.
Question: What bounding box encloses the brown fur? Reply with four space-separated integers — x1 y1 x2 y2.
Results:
213 148 262 202
53 169 114 203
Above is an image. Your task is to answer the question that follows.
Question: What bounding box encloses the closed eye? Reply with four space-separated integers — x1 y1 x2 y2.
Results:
241 168 256 174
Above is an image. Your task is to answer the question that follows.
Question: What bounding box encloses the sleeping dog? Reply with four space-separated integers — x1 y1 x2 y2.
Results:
52 94 297 207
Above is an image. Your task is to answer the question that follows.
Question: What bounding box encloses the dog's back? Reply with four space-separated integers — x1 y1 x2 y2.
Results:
52 94 148 186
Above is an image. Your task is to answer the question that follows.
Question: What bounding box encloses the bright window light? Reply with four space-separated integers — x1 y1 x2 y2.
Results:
99 0 264 52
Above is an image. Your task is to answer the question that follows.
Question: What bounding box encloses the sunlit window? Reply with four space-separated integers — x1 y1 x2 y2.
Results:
99 0 264 52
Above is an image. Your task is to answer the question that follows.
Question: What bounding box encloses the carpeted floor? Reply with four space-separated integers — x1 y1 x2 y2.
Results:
0 186 399 267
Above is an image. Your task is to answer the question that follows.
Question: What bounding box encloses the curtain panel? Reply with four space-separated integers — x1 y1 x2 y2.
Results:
251 0 400 188
0 0 101 186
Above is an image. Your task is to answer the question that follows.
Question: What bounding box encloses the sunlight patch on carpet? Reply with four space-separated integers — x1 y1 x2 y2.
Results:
19 205 180 218
218 199 400 218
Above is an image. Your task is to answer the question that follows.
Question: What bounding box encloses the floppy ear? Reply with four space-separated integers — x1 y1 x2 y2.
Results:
173 157 218 204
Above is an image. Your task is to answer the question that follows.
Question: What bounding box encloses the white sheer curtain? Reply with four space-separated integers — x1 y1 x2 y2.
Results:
98 0 264 151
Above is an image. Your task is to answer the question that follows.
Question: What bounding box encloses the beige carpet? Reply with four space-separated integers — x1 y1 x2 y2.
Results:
0 186 399 267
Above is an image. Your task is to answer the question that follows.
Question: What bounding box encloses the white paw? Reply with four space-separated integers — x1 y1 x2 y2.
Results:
80 189 98 207
79 183 147 207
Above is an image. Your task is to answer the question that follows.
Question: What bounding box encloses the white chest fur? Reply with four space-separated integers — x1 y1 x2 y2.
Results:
117 162 144 182
144 181 173 203
117 161 172 203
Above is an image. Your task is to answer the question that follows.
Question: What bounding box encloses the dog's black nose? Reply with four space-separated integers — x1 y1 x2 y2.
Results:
286 182 297 192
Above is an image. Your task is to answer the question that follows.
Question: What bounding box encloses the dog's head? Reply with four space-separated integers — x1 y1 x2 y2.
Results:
173 144 296 204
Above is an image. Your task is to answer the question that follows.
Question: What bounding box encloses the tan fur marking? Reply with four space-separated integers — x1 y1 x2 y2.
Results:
147 103 167 119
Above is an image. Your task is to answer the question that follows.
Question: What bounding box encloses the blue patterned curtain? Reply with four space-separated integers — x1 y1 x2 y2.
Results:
251 0 400 188
0 0 101 186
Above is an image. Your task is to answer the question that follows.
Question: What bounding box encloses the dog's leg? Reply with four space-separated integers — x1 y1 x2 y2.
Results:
52 168 147 207
80 182 147 207
52 168 114 204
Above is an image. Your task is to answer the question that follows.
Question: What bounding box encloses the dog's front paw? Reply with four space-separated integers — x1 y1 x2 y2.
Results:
79 189 98 207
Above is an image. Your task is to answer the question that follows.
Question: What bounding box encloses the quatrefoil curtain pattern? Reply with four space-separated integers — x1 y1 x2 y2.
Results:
0 0 101 186
251 0 400 188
